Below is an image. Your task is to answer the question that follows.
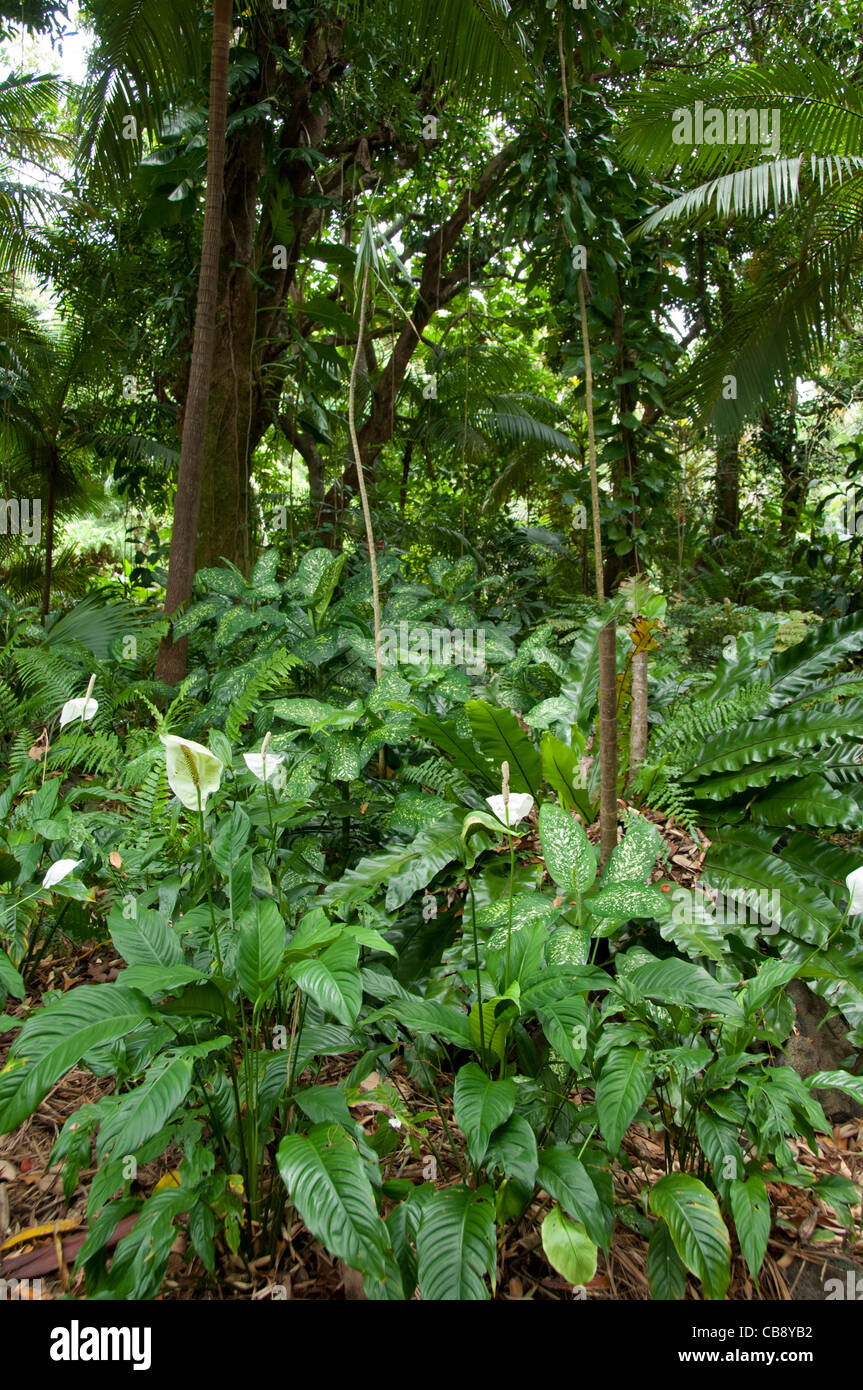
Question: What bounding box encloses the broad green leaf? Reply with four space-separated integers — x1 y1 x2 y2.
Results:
649 1173 731 1300
647 1217 687 1300
108 908 183 969
0 950 25 1000
0 984 153 1133
382 997 472 1049
537 996 589 1069
237 899 286 1003
539 803 596 894
327 732 362 781
290 935 362 1026
541 1207 597 1286
466 699 541 797
484 1115 539 1189
284 907 342 960
96 1054 194 1159
601 813 660 887
416 1186 496 1300
469 994 519 1066
729 1175 770 1281
541 732 593 817
595 1047 653 1153
545 925 590 967
628 956 742 1020
587 883 670 921
277 1124 388 1279
453 1062 517 1166
806 1069 863 1106
536 1148 609 1250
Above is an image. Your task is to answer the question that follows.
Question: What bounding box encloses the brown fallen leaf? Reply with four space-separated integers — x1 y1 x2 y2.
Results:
109 851 123 869
28 728 49 761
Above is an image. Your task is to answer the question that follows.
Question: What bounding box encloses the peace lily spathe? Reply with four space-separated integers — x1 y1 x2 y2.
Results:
60 675 98 730
243 750 286 783
846 866 863 914
160 735 223 812
485 792 534 827
42 858 82 890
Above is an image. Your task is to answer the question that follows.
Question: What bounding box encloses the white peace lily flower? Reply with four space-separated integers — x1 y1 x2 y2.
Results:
42 858 82 890
243 750 287 783
845 866 863 914
485 792 534 827
160 734 223 812
59 697 98 729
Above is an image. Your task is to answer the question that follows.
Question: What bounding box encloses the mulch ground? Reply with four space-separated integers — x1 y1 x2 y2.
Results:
2 812 862 1300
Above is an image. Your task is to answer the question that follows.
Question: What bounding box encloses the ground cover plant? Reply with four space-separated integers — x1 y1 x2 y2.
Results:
1 0 862 1312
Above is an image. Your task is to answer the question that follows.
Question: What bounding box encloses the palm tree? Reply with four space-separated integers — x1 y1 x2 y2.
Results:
0 315 103 616
617 51 863 431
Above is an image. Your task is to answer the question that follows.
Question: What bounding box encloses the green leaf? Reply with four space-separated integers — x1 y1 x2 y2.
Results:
284 907 342 960
682 700 863 785
469 994 519 1066
320 812 464 913
96 1054 194 1159
536 1148 609 1251
628 956 742 1019
382 997 472 1049
541 733 593 817
271 698 362 731
541 1207 597 1286
327 732 362 781
0 950 25 1000
537 996 589 1069
290 935 362 1026
649 1173 731 1300
538 803 596 894
702 827 839 946
601 813 660 887
647 1218 687 1300
729 1175 770 1282
416 1186 496 1300
108 907 183 969
0 984 153 1133
806 1070 863 1106
587 883 670 921
595 1047 653 1153
237 899 286 1004
453 1062 517 1166
545 925 590 968
466 699 541 797
484 1115 538 1189
277 1124 388 1279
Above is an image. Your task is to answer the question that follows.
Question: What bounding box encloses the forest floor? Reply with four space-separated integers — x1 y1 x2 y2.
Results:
2 813 862 1301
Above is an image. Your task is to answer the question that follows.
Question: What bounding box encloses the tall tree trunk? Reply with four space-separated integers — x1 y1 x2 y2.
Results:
578 271 618 865
40 453 56 622
156 0 233 685
628 647 648 787
714 432 740 533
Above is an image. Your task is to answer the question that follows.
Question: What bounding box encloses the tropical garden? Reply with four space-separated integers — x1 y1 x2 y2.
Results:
1 0 863 1309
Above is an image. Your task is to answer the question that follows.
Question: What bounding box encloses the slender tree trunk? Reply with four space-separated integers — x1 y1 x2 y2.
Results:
714 432 740 533
349 264 382 685
578 270 618 865
40 453 56 622
156 0 233 685
628 647 648 787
